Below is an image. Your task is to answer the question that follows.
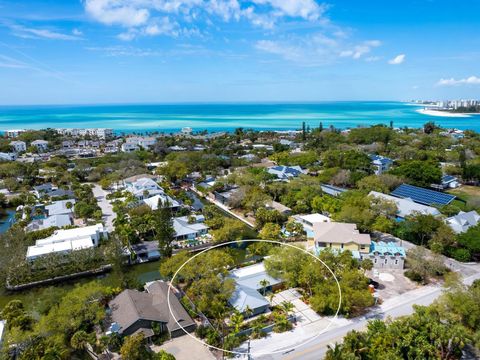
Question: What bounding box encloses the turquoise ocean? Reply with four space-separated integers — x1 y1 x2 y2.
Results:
0 102 478 134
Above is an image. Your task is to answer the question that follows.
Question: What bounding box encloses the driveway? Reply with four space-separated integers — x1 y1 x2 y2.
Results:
153 334 215 360
92 184 116 231
271 289 322 325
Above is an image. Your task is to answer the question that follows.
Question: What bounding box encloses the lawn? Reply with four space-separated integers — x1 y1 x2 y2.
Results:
448 185 480 209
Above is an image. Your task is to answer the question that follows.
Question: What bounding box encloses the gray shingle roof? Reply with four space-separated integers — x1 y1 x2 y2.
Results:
108 281 195 335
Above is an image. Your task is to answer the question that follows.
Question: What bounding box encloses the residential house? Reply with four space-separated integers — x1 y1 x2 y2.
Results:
124 177 165 199
121 142 139 153
391 184 456 206
143 194 181 211
173 215 209 241
267 165 305 180
26 223 108 261
10 141 26 153
446 210 480 233
369 154 393 175
130 242 161 263
361 241 406 269
33 183 54 197
293 213 331 239
214 187 241 206
320 184 348 197
26 214 73 232
168 145 187 151
266 200 292 215
314 222 371 254
31 140 49 152
108 280 195 339
0 153 17 161
45 199 76 216
369 191 441 219
228 263 282 316
5 129 26 138
441 175 460 189
181 127 193 136
33 184 74 199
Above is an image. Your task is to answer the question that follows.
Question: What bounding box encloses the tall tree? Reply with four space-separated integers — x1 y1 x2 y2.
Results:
156 200 175 257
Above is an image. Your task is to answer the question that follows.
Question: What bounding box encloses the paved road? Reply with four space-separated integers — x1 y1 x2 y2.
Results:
92 184 116 231
250 270 480 360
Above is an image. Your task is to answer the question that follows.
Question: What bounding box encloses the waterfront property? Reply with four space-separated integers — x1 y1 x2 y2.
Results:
26 214 72 232
45 199 76 216
173 215 209 242
369 191 440 219
33 184 74 199
228 263 282 316
26 223 108 261
131 242 161 263
107 280 195 339
446 210 480 233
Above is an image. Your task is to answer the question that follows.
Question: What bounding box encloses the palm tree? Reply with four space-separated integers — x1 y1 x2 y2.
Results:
229 310 244 334
70 330 89 351
280 301 294 316
244 305 253 319
259 279 270 296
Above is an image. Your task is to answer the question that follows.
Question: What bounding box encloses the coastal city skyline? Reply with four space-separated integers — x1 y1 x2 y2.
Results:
0 0 479 105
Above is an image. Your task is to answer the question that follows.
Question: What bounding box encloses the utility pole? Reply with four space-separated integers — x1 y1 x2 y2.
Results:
247 339 252 360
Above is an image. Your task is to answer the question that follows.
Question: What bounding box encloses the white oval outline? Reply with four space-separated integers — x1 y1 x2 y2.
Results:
167 239 342 357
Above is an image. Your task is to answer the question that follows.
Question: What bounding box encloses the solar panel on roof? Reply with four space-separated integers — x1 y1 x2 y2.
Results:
391 184 455 206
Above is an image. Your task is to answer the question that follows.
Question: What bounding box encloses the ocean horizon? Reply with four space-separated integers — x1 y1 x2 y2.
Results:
1 101 479 134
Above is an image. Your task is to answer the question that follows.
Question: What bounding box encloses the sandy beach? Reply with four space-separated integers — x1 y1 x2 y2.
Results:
416 108 470 118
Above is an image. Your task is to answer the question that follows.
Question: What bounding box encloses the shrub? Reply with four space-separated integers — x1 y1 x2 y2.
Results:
404 270 423 283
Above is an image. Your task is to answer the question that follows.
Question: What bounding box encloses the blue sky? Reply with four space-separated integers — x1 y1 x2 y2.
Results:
0 0 479 105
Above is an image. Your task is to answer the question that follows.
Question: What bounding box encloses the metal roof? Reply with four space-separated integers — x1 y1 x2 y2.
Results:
391 184 456 206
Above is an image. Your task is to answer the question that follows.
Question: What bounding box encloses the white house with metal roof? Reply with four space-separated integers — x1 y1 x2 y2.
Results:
369 154 393 175
267 165 306 181
10 140 26 153
446 210 480 234
26 223 108 261
45 199 76 216
173 215 209 241
369 191 440 219
31 139 49 152
228 263 282 316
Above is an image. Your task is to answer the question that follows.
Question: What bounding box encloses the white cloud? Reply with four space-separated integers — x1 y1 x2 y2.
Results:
252 0 326 21
0 54 28 69
10 24 82 40
365 56 380 62
83 0 331 39
388 54 405 65
339 40 381 59
255 40 304 62
84 0 150 27
72 28 83 36
436 76 480 86
255 32 379 66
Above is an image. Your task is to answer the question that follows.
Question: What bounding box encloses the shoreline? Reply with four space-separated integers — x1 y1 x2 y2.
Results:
416 108 471 118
